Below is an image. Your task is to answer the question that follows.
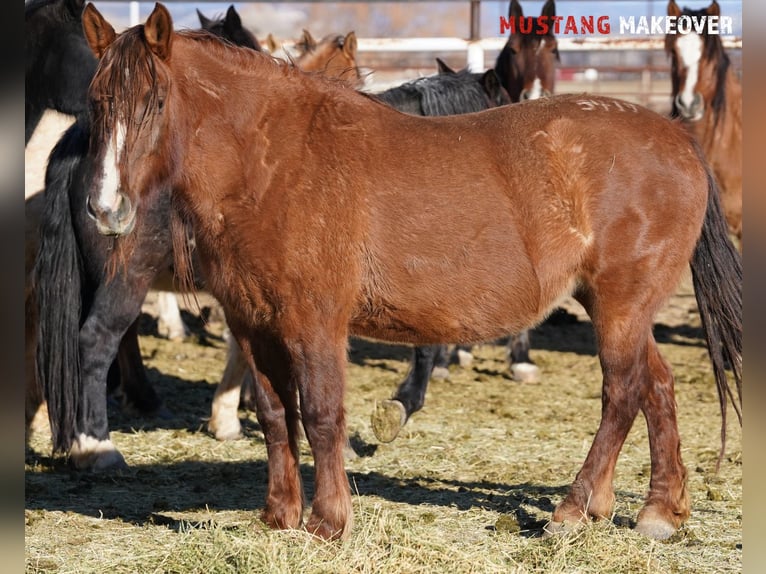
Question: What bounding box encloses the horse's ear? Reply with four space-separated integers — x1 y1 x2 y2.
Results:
482 69 501 95
225 5 242 28
343 31 357 59
541 0 556 19
196 8 211 28
436 57 455 75
707 0 720 17
299 29 317 53
82 3 116 59
667 0 682 18
266 33 279 53
509 0 523 21
145 3 173 60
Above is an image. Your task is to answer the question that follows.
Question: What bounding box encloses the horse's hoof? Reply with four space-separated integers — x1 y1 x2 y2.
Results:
209 421 243 441
69 436 128 472
371 399 407 443
456 349 474 368
511 362 540 383
635 507 679 540
541 519 584 538
431 366 450 380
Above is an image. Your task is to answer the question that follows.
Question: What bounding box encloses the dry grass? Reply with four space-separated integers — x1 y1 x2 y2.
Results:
25 277 742 573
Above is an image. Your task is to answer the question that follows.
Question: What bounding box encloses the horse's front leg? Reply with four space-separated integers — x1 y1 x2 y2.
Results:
209 337 249 440
294 333 352 540
245 331 304 531
508 330 540 382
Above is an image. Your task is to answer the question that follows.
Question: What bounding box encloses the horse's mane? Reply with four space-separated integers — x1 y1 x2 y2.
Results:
376 69 494 116
25 0 58 16
665 6 731 123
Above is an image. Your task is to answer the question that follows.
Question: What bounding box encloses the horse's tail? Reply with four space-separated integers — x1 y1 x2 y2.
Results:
34 124 88 453
689 164 742 469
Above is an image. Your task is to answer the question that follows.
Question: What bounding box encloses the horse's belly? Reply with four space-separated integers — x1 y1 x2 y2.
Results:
350 224 558 345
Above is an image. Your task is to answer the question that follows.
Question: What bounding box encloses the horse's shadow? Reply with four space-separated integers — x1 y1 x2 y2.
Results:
24 451 581 537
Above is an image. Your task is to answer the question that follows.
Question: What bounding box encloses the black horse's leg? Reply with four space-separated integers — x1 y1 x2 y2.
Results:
371 344 440 443
70 280 149 470
116 319 165 415
507 329 540 382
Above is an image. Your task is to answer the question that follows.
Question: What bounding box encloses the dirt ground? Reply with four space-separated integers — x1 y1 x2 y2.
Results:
25 268 743 572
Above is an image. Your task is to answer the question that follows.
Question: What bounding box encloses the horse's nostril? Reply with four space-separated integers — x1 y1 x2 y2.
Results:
115 192 133 220
85 196 98 221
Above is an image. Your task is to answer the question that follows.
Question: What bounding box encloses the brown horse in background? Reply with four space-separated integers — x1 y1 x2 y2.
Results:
293 29 362 88
495 0 559 101
666 0 741 244
81 3 741 542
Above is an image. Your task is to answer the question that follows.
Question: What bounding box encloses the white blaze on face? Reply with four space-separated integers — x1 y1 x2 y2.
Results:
676 33 703 109
527 77 542 100
96 121 127 212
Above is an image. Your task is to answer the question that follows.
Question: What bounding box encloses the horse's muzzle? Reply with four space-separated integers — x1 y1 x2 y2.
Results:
86 192 137 236
674 92 704 122
521 89 552 101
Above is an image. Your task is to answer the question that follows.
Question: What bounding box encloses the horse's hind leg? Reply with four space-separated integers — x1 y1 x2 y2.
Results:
71 285 149 470
371 344 439 443
634 340 689 539
549 284 688 539
116 319 164 415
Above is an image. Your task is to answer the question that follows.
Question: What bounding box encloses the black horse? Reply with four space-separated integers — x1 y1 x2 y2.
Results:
25 0 96 145
31 5 262 469
197 4 262 52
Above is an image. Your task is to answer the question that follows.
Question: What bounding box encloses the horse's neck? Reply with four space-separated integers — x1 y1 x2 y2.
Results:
696 68 741 154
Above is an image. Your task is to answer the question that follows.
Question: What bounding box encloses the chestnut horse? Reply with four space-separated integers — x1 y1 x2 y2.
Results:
82 3 741 542
33 17 363 469
293 29 362 88
665 0 741 244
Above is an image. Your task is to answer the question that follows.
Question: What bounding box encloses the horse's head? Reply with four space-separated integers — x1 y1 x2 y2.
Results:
436 58 511 109
665 0 728 122
295 30 363 88
197 4 261 52
496 0 559 102
82 3 175 237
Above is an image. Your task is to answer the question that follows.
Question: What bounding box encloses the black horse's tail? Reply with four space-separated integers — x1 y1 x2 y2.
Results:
34 123 88 453
689 165 742 468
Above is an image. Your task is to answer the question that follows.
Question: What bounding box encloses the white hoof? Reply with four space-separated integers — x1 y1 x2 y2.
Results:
69 434 128 471
511 362 540 383
209 419 243 441
431 366 450 380
456 349 474 368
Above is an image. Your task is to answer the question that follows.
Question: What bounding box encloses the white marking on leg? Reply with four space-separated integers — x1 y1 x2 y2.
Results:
157 291 189 340
676 33 702 109
70 433 127 470
96 122 126 213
